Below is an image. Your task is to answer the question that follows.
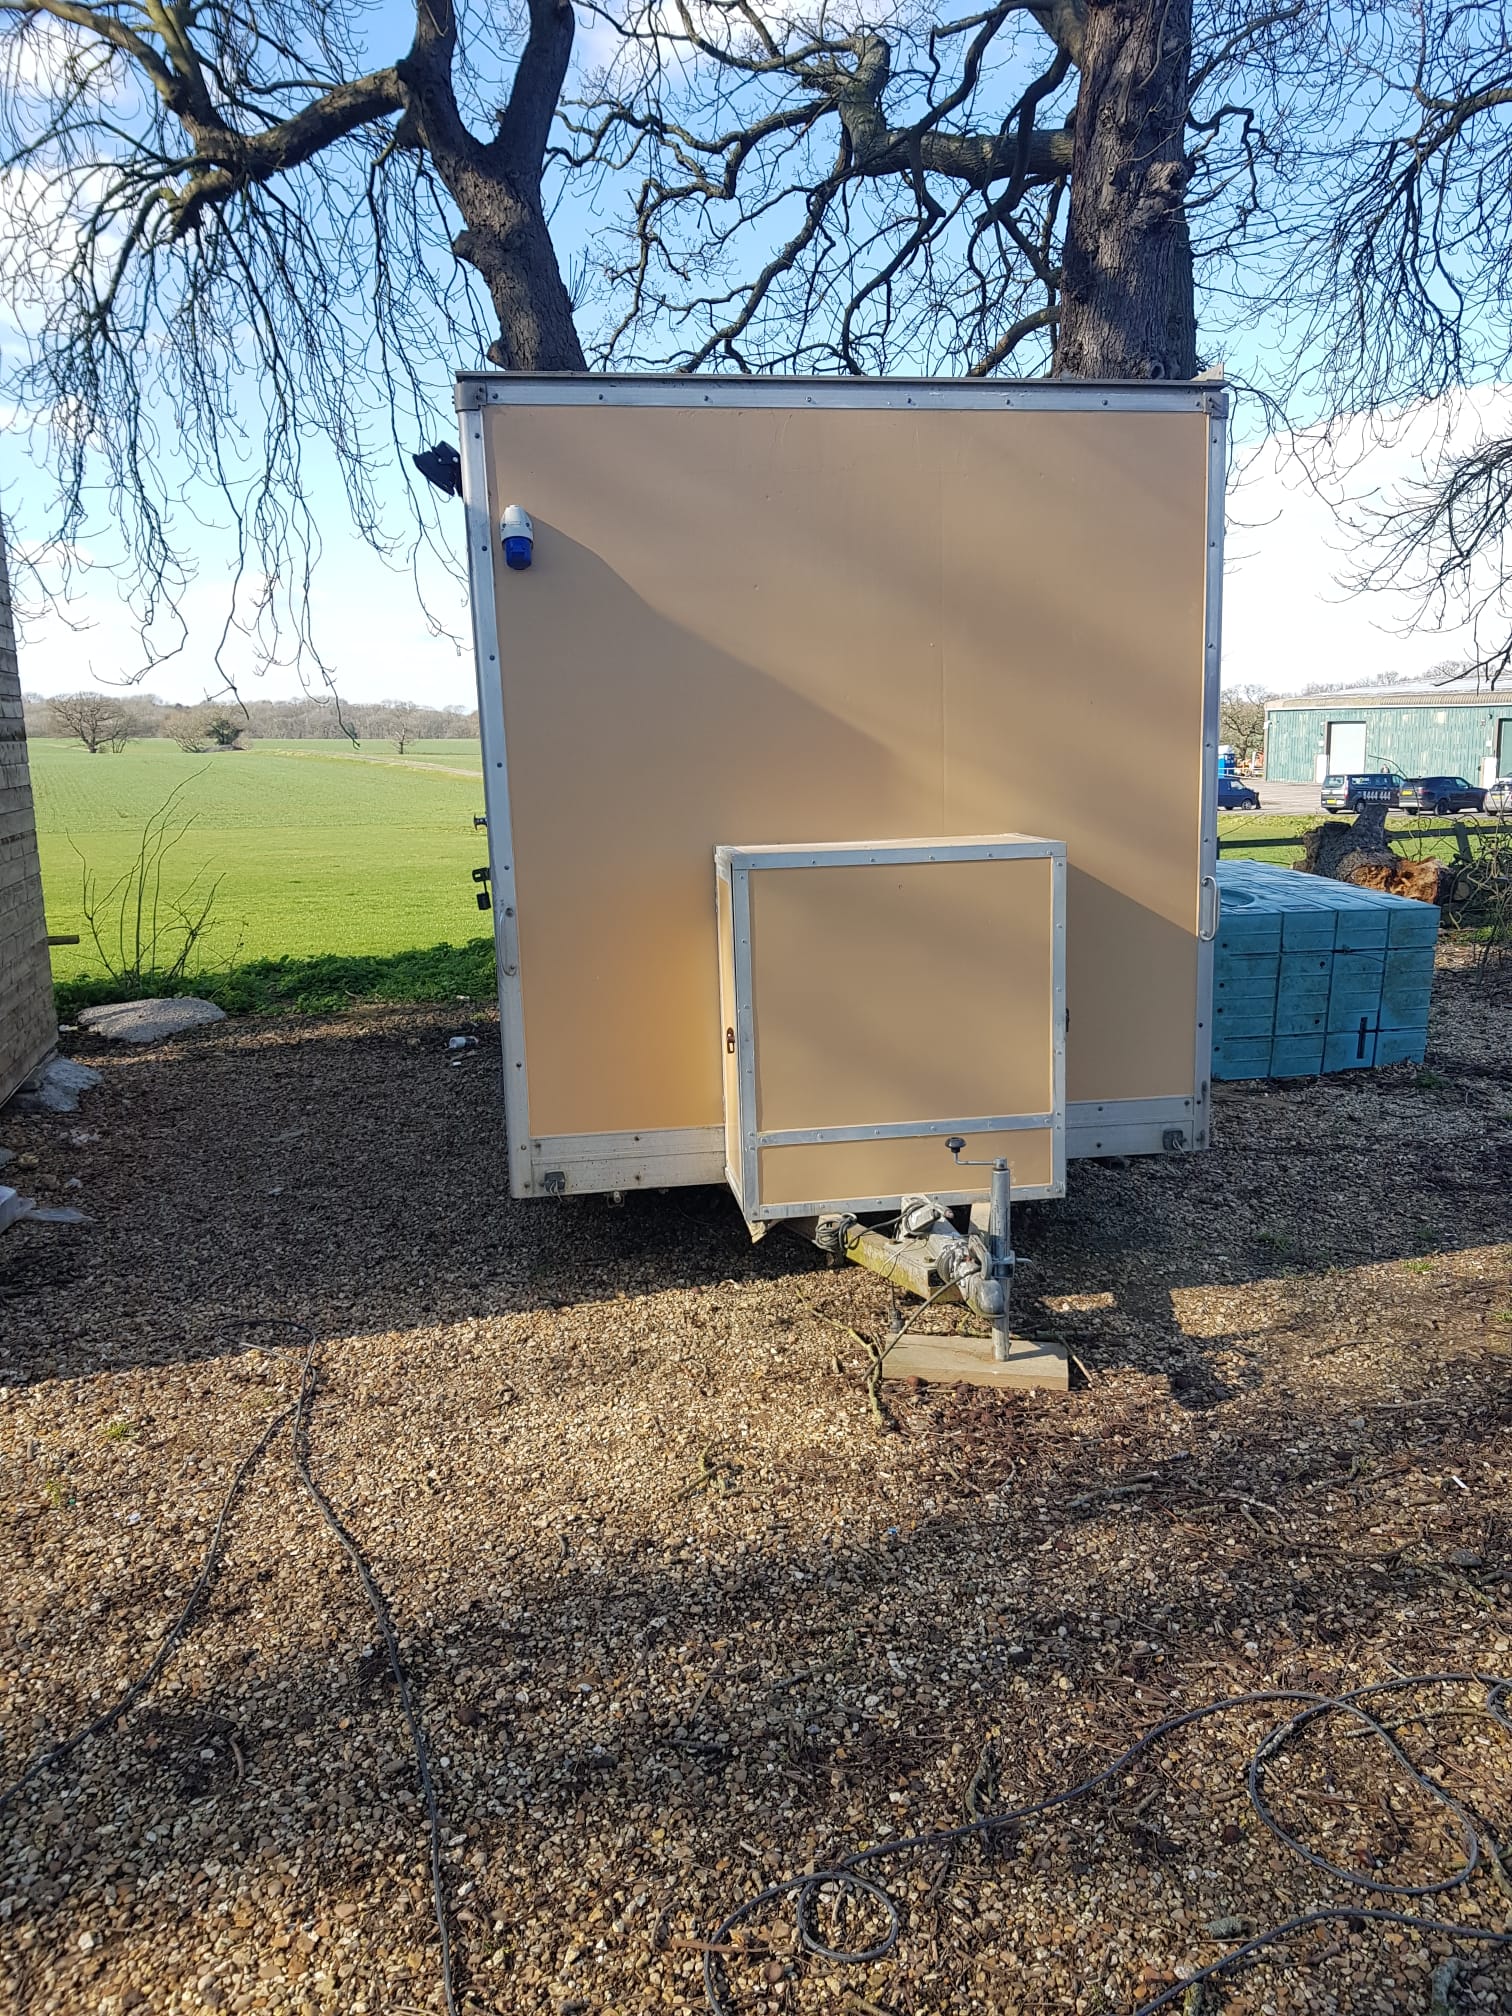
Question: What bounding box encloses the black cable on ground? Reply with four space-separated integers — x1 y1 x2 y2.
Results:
703 1673 1512 2015
290 1339 459 2016
0 1315 459 2016
0 1396 292 1820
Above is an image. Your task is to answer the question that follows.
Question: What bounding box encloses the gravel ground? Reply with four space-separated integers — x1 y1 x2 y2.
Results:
2 948 1511 2016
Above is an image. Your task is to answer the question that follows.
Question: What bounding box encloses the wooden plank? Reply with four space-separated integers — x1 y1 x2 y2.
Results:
1216 914 1282 953
1279 950 1331 980
1280 913 1340 949
1331 915 1389 952
1326 991 1385 1034
1382 953 1435 1027
1387 904 1442 947
883 1329 1068 1393
1214 952 1280 982
1276 971 1331 1007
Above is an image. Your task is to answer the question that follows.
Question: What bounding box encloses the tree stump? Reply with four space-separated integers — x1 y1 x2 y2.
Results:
1295 803 1446 903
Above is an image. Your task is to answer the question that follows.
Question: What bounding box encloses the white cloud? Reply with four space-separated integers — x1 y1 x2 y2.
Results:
14 539 476 708
1223 385 1512 692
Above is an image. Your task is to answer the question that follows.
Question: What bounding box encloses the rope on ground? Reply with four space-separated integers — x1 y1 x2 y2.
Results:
0 1314 460 2016
702 1672 1512 2016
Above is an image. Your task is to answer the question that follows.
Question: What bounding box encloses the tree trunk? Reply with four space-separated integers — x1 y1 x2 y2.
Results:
1054 0 1196 380
1165 200 1197 377
453 193 586 373
1298 805 1448 902
398 0 588 374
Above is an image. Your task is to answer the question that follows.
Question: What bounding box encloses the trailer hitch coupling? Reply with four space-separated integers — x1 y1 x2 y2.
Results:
829 1146 1017 1362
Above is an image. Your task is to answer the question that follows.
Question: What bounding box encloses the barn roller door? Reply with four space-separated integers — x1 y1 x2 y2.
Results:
1327 722 1367 774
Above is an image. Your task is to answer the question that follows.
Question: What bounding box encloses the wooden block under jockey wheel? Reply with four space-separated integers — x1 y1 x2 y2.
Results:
882 1330 1068 1393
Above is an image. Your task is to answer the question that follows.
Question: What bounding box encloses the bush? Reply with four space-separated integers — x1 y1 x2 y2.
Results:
70 777 229 995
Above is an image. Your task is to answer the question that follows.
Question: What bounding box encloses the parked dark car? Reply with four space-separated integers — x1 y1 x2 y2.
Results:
1218 775 1261 809
1397 774 1485 815
1321 771 1400 812
1485 776 1512 815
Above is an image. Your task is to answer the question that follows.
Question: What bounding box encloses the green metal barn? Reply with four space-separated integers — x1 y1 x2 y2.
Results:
1264 689 1512 788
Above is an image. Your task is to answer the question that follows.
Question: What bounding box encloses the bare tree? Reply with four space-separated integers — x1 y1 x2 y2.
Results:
167 712 210 754
1 0 587 689
387 704 425 756
48 689 127 752
202 711 243 750
562 0 1311 378
1276 1 1512 684
167 705 240 750
1356 432 1512 689
1056 0 1193 379
14 0 1473 690
1219 683 1266 765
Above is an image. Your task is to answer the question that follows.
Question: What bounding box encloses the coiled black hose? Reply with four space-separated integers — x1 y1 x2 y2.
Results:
704 1673 1512 2014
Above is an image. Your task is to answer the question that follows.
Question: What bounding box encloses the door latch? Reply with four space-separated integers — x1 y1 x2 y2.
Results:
725 1026 736 1055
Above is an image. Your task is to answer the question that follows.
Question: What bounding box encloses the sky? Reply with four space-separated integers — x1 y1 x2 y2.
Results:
1221 386 1512 693
3 2 1507 710
13 383 1509 708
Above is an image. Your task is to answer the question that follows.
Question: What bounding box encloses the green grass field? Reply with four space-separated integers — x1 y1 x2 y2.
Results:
246 737 483 774
1217 811 1487 869
30 736 1487 1016
31 737 494 1015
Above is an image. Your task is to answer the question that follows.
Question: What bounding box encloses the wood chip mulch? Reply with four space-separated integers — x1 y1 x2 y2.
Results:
2 947 1511 2016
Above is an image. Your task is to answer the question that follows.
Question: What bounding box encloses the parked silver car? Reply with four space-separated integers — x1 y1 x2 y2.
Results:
1484 776 1512 815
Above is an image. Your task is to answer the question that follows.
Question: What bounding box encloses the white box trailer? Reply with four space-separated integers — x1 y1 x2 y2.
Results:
458 374 1224 1378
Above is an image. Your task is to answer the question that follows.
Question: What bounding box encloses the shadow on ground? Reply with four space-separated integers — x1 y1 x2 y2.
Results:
6 956 1511 1401
52 938 498 1022
3 953 1512 2013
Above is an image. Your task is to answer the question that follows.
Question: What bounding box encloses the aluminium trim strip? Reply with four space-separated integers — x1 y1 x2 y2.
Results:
730 858 760 1214
518 1097 1200 1191
531 1129 724 1162
1050 850 1068 1193
1193 398 1227 1153
1065 1121 1184 1155
460 411 534 1200
727 834 1068 1212
1069 1096 1192 1125
526 1101 1197 1163
457 374 1225 418
757 1113 1054 1149
718 839 1068 871
752 1181 1062 1221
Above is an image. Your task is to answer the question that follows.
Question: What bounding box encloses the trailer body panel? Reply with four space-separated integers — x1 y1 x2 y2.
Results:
459 377 1223 1200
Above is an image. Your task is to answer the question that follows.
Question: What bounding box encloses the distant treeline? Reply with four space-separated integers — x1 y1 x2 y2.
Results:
23 691 479 751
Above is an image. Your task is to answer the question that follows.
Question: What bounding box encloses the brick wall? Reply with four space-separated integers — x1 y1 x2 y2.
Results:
0 524 56 1107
